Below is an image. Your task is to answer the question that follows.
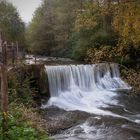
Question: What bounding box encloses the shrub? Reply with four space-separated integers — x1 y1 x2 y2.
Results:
8 67 37 106
85 45 118 63
0 103 51 140
121 68 140 96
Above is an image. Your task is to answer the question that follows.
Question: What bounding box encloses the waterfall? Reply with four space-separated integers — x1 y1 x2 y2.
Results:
43 63 131 116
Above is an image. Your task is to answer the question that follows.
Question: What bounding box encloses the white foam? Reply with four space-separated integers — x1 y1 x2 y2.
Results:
43 64 131 117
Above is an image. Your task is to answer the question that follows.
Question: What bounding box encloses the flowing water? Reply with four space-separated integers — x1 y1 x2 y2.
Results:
42 63 140 140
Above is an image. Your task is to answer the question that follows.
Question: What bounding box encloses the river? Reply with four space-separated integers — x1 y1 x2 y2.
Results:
26 55 140 140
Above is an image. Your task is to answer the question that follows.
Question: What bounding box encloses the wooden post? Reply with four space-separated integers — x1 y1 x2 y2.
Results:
1 64 8 112
11 42 15 66
0 32 2 56
0 32 2 98
0 32 8 139
2 41 7 65
16 41 19 64
0 38 8 113
1 64 8 139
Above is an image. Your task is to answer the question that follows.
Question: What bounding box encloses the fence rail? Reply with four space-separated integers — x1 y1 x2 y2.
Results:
0 32 23 66
0 31 24 132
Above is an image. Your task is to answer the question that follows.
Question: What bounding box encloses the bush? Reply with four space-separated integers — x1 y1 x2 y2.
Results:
8 67 37 106
121 68 140 96
0 103 51 140
92 32 118 48
0 65 51 140
85 45 118 63
72 45 88 61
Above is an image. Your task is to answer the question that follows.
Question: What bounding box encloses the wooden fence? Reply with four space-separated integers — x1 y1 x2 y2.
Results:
0 31 23 134
0 32 21 115
0 31 24 113
0 32 24 66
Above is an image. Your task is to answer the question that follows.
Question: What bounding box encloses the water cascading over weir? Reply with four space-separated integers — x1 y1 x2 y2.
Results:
43 63 131 116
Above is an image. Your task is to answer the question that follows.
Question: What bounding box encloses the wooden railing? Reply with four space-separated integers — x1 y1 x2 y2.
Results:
0 32 24 66
0 35 18 65
0 31 22 133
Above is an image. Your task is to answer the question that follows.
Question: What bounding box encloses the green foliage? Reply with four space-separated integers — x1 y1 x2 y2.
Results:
0 104 51 140
0 1 25 43
26 0 82 56
72 1 118 60
72 45 88 61
26 0 140 63
92 32 118 48
75 3 101 31
1 65 50 139
8 68 37 106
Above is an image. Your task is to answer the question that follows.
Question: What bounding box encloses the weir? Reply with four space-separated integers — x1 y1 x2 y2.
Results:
43 63 131 115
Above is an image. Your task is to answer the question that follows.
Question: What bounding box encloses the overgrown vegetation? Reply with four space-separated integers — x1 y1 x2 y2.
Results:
8 67 36 105
0 103 50 140
0 66 50 140
121 69 140 96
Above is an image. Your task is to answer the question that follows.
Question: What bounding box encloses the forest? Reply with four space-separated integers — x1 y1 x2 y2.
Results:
0 0 140 140
26 0 140 65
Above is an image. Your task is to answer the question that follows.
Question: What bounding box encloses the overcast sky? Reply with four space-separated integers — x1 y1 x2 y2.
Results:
7 0 42 23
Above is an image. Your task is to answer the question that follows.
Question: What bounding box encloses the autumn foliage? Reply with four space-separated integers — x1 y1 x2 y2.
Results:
25 0 140 66
82 1 140 65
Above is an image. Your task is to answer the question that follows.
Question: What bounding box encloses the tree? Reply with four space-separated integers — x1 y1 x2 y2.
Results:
0 1 25 43
113 1 140 48
26 2 55 55
85 0 140 64
72 1 117 60
26 0 82 56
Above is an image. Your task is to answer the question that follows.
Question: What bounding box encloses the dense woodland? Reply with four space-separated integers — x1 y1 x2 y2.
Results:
0 0 140 140
0 1 25 43
26 0 140 66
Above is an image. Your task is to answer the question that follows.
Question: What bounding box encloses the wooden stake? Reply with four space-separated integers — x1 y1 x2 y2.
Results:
11 42 15 66
2 42 7 65
1 64 8 112
0 32 2 55
0 35 8 112
16 41 18 64
0 32 8 139
0 31 2 99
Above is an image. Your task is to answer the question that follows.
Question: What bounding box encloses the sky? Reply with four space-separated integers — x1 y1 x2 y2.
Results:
7 0 42 23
